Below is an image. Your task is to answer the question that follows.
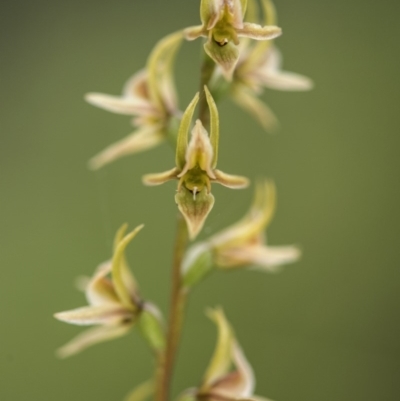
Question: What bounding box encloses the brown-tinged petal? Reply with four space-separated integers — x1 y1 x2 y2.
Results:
236 23 281 40
54 305 131 326
176 92 200 170
85 261 119 306
213 169 249 189
176 186 215 240
122 69 150 100
142 167 180 186
231 86 278 132
179 120 215 179
112 225 144 310
124 380 154 401
88 127 164 170
85 92 155 116
202 308 233 390
211 340 255 398
56 323 132 359
204 39 240 81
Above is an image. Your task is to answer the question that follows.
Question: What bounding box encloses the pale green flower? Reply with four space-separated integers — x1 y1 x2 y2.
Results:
178 308 272 401
230 0 313 131
143 87 249 239
85 31 183 169
54 224 164 357
183 180 300 277
185 0 281 80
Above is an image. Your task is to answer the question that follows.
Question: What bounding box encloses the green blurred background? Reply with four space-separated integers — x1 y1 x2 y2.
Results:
1 0 399 400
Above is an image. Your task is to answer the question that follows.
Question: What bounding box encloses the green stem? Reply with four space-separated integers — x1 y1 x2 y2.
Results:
155 215 188 401
198 54 216 130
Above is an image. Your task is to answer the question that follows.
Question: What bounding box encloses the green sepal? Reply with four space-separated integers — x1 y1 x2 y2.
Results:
175 92 200 169
204 86 219 168
138 304 166 352
175 186 215 240
182 244 213 289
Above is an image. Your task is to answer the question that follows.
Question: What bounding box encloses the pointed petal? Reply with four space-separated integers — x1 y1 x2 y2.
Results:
147 31 183 112
112 225 144 309
204 86 220 168
88 127 164 170
204 40 240 81
85 92 155 116
232 0 247 28
202 307 233 390
176 92 200 169
86 261 120 306
175 187 215 240
231 86 279 132
54 305 130 326
179 120 215 179
237 23 281 40
124 381 154 401
142 167 180 186
246 244 301 271
56 323 132 358
184 25 208 41
213 169 249 189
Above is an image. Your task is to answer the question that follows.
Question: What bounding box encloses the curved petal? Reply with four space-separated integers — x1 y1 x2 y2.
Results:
112 225 144 310
202 307 233 390
54 304 130 326
142 167 180 186
56 323 132 358
231 86 278 132
236 23 281 40
88 127 164 170
176 92 200 170
204 86 220 168
212 341 255 398
213 169 249 189
246 244 301 270
85 92 155 116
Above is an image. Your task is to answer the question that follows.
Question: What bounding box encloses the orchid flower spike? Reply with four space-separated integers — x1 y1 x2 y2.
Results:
85 31 183 170
143 86 249 240
184 0 281 80
179 308 272 401
54 224 164 358
230 0 313 131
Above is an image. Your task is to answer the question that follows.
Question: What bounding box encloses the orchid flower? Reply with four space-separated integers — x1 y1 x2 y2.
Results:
185 0 281 80
54 224 163 357
179 308 272 401
85 31 183 169
230 0 313 131
142 86 249 239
